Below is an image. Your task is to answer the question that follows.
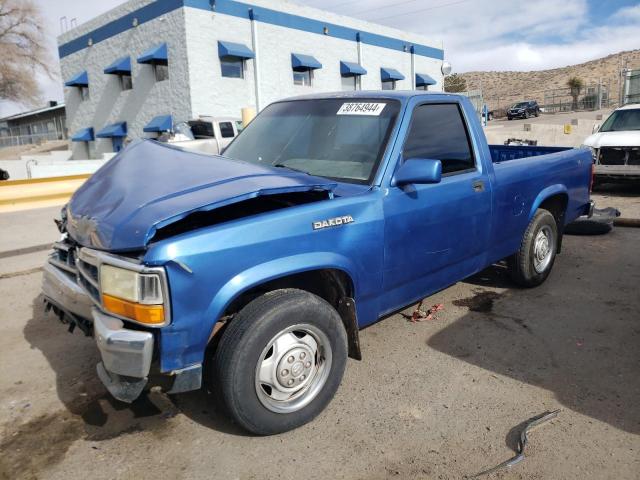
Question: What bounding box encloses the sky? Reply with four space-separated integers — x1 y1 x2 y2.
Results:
2 0 639 116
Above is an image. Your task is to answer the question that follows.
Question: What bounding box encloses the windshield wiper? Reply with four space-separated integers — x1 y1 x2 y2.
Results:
273 163 312 175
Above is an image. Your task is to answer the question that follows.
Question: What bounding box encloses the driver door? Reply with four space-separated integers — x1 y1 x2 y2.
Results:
381 101 492 314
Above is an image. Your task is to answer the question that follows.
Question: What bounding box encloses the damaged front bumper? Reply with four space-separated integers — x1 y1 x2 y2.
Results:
43 247 202 403
94 308 154 402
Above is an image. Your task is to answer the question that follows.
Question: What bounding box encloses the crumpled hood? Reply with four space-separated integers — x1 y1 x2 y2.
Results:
67 140 337 251
583 130 640 148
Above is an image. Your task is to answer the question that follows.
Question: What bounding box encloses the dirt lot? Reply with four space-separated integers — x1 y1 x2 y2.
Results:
0 207 639 480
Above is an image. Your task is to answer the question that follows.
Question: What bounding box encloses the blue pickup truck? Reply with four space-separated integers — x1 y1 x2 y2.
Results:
43 92 593 435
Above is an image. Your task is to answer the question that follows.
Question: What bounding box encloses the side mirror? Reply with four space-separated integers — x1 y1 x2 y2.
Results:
392 158 442 186
592 123 600 134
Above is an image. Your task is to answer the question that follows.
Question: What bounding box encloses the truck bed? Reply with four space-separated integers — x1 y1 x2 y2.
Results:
489 144 570 163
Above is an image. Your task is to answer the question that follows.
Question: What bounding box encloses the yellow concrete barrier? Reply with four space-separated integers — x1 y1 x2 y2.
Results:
0 174 89 213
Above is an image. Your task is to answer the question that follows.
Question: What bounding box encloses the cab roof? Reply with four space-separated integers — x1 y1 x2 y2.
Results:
282 90 464 103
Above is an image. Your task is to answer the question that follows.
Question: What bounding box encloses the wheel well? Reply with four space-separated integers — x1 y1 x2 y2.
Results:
539 193 568 252
209 269 360 358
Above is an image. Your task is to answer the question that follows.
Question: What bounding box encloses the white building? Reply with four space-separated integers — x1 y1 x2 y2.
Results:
58 0 445 159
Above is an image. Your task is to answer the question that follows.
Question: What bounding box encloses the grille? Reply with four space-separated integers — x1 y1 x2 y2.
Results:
599 147 640 166
76 250 101 304
49 240 78 277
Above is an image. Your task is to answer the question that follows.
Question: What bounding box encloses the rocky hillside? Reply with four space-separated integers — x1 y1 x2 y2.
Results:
460 49 640 110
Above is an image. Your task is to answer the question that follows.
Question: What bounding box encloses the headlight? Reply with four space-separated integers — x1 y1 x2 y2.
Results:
100 264 166 325
579 145 598 162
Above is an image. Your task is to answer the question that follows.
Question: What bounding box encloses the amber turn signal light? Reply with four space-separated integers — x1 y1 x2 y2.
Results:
102 294 165 325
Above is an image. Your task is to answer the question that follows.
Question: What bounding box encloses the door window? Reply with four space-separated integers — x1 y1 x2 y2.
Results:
219 122 235 138
402 103 475 174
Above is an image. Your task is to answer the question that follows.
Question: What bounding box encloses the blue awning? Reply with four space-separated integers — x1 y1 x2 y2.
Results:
340 61 367 77
291 53 322 71
380 68 405 82
415 73 436 86
218 41 255 59
137 43 168 65
104 56 131 75
65 71 88 87
96 122 127 138
71 127 94 142
143 115 173 133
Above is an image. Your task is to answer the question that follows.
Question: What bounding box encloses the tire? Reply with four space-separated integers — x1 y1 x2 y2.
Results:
213 289 348 435
507 209 558 287
534 111 539 117
508 116 513 121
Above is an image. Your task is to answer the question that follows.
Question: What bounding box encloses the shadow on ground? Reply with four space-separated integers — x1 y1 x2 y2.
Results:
429 242 640 435
3 295 247 478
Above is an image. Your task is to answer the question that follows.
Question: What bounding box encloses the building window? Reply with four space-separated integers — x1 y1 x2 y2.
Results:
293 69 312 86
120 74 133 90
341 75 360 91
81 87 90 100
381 80 396 90
219 122 235 138
154 64 169 82
416 85 428 91
221 58 244 78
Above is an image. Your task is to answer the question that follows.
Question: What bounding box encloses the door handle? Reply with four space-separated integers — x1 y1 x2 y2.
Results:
472 180 485 192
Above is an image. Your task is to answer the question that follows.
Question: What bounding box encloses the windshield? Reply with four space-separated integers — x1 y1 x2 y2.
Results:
599 109 640 132
174 122 195 140
512 102 528 109
223 98 401 183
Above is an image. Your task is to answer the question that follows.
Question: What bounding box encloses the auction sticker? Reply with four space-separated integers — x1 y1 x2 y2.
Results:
337 102 386 116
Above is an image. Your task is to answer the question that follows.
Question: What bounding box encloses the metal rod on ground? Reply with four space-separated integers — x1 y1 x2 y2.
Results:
471 410 560 478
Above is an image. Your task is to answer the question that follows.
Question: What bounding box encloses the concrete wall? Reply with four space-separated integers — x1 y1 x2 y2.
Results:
59 1 191 159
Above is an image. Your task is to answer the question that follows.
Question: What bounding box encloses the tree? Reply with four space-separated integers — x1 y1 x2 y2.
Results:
567 76 584 111
0 0 53 106
444 74 467 93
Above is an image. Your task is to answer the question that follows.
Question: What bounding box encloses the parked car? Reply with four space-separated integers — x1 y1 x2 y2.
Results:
582 103 640 183
43 92 593 435
507 100 540 120
161 117 240 155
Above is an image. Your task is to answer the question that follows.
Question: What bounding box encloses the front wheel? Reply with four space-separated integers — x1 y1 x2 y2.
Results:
213 289 348 435
507 209 559 287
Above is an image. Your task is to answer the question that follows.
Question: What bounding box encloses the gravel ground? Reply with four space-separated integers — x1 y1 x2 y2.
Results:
0 210 638 480
592 182 640 219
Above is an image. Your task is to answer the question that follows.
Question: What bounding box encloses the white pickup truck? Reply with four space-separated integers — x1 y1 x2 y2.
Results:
165 116 241 155
583 104 640 183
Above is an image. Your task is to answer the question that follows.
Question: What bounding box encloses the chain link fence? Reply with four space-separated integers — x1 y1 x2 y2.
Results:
623 69 640 104
481 82 613 118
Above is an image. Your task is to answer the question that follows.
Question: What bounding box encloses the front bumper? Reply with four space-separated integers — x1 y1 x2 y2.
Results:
94 308 154 402
594 164 640 179
42 261 93 321
43 253 203 403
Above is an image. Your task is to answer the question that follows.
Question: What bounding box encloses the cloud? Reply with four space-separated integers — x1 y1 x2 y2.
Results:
304 0 639 73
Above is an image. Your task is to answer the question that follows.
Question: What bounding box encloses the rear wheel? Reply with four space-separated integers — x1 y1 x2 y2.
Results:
508 209 558 287
213 289 348 435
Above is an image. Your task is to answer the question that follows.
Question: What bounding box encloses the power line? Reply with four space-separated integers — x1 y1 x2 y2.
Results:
365 0 472 22
349 0 424 16
320 0 366 9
